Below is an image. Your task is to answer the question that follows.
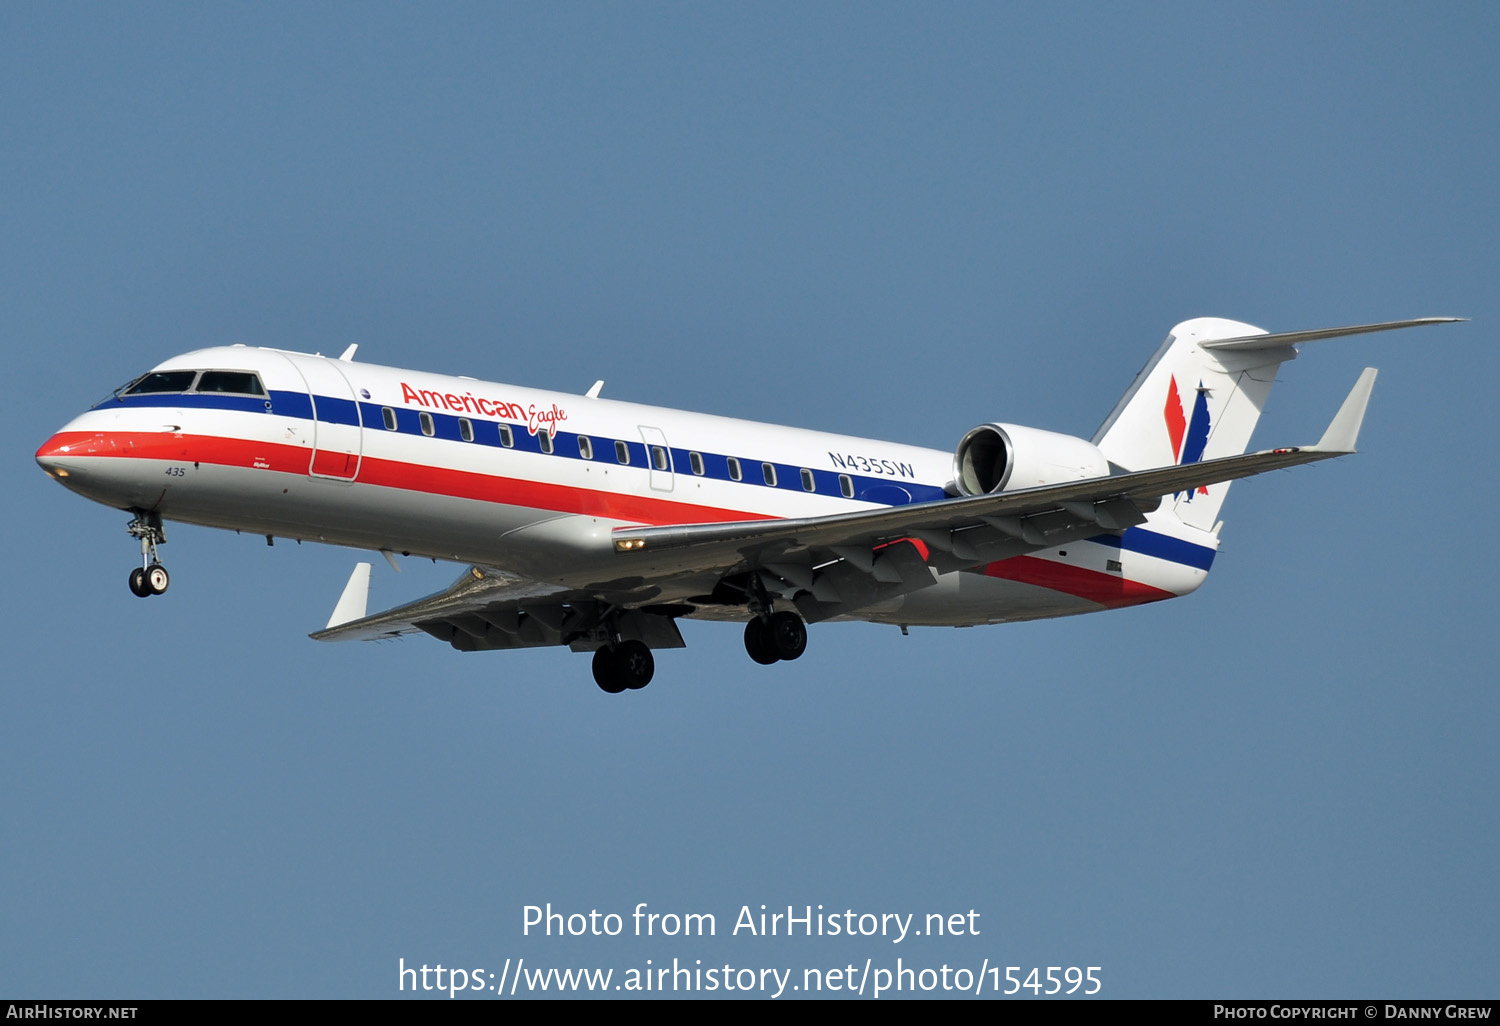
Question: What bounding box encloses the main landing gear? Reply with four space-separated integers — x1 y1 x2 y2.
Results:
126 510 169 598
592 640 655 694
744 611 807 665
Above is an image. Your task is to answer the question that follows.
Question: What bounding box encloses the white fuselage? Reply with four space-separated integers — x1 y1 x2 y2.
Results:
37 345 1217 626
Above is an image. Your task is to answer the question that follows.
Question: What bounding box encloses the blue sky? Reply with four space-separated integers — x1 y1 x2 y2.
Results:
3 2 1497 999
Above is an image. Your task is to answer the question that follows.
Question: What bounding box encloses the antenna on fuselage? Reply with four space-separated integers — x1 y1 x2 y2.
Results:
338 344 359 362
585 380 604 399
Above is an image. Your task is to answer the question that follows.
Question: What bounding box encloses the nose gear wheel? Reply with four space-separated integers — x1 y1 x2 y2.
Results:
126 510 169 597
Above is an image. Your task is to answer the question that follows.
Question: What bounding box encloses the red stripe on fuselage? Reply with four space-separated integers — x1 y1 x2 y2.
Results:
983 554 1175 608
36 431 780 527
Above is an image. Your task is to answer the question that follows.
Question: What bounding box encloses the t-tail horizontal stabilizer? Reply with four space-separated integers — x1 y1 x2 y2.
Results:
1199 317 1466 352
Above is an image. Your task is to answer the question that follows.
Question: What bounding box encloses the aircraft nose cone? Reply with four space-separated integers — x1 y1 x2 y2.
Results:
36 428 155 508
36 433 69 460
36 432 76 478
36 430 112 484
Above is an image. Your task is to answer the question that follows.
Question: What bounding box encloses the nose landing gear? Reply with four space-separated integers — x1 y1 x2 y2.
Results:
126 511 169 598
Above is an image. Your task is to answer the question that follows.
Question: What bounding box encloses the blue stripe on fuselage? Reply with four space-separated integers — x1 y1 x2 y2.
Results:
1089 529 1216 571
92 390 950 506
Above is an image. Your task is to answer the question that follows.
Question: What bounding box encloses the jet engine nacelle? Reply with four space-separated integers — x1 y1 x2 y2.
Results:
952 423 1111 496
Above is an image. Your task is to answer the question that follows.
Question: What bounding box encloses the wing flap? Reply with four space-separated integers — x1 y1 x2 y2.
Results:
311 563 688 653
311 566 574 643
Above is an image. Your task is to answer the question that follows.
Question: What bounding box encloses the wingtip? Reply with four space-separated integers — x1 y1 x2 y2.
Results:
1313 367 1378 452
323 562 373 631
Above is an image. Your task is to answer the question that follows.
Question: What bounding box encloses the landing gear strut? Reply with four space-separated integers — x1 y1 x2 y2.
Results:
744 611 808 665
592 640 655 693
126 510 169 598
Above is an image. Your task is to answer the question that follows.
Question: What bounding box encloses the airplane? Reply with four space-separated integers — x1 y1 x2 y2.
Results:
35 316 1461 693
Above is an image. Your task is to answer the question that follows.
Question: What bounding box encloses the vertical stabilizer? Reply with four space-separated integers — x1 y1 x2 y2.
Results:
1092 318 1298 531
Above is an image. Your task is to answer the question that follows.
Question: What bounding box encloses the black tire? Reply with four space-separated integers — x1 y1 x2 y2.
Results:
744 618 780 665
616 640 654 690
592 647 627 694
145 563 170 595
767 611 807 661
128 567 151 598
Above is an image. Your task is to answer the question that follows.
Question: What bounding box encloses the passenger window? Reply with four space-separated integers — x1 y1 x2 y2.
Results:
578 436 593 460
382 407 397 431
800 468 815 492
459 418 474 442
727 457 741 482
419 412 435 436
615 440 630 465
499 424 514 448
196 371 265 395
839 474 854 498
651 445 668 471
539 432 554 454
689 451 704 476
124 371 198 395
762 463 777 487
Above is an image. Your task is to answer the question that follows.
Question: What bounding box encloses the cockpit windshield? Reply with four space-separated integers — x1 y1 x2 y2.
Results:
197 371 266 395
105 369 268 404
122 371 199 395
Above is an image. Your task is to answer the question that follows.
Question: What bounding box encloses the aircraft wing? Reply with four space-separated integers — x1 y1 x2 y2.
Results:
316 368 1376 638
310 563 688 652
612 442 1343 556
606 368 1379 620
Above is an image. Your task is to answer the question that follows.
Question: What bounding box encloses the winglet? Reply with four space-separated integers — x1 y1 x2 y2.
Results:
1313 368 1378 452
325 562 372 629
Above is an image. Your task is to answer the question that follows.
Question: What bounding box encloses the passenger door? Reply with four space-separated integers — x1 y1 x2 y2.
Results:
282 353 364 481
